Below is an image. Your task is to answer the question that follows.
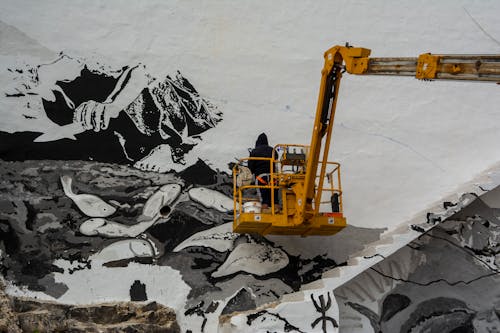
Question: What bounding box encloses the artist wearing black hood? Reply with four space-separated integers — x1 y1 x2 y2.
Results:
248 133 277 208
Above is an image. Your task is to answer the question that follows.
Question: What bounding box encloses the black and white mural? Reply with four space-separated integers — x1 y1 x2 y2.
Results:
1 54 222 170
0 54 385 332
0 159 385 332
218 185 500 332
332 185 500 332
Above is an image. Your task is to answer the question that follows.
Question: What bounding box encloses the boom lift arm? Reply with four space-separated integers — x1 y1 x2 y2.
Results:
233 45 500 236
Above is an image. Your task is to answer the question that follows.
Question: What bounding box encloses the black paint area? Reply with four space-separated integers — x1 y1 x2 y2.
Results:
178 159 217 186
2 58 222 167
43 66 120 126
246 311 306 333
221 289 256 315
130 280 148 301
148 211 217 253
380 293 411 322
310 292 338 331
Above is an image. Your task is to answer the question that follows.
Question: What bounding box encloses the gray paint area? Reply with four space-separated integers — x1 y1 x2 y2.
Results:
335 185 500 332
0 160 384 332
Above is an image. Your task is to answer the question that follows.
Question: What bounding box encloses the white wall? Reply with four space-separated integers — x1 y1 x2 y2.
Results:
1 0 499 228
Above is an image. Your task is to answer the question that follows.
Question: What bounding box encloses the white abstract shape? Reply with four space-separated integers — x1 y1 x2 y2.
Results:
36 56 84 97
230 311 296 333
60 175 116 217
227 290 339 333
142 183 182 219
188 187 233 213
90 239 154 262
34 122 81 142
212 242 289 278
173 222 237 252
79 218 106 236
134 144 178 173
79 217 158 238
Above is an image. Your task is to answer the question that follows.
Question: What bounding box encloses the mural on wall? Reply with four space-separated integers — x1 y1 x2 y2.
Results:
3 42 497 333
0 159 385 332
311 292 339 332
0 54 385 332
1 54 222 170
333 185 500 332
219 186 500 332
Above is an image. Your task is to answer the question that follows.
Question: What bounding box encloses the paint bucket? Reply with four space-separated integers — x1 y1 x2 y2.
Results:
243 201 261 213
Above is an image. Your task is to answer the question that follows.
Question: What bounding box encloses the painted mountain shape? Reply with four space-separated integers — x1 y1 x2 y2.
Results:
1 55 222 169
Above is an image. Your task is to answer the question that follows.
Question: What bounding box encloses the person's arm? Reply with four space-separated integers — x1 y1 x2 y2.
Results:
73 65 149 131
248 150 256 174
107 65 149 110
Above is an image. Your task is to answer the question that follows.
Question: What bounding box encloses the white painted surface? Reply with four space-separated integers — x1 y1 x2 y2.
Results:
173 222 238 252
226 290 340 333
142 184 182 219
90 239 155 261
60 175 116 217
5 260 190 311
2 0 499 230
188 187 234 212
212 242 289 277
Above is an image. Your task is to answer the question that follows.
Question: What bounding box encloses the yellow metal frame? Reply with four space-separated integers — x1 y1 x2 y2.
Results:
232 45 499 236
232 144 346 236
416 53 440 79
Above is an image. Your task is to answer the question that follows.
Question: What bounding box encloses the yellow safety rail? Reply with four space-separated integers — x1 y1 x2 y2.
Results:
232 145 346 236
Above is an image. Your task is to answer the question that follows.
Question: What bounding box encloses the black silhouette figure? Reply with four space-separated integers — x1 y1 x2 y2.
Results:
311 292 339 332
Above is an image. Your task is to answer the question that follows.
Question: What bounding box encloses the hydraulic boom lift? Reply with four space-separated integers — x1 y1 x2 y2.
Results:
233 45 500 236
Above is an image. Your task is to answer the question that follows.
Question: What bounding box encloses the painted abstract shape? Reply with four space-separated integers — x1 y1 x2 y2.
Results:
311 292 338 332
380 293 411 322
90 239 155 262
141 183 182 220
401 297 474 333
133 144 177 173
60 175 116 217
173 222 238 252
347 302 380 332
130 280 148 301
221 288 257 315
188 187 233 213
79 217 159 238
246 311 306 333
212 242 289 278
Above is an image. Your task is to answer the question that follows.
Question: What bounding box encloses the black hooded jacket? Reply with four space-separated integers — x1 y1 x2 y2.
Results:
248 133 274 176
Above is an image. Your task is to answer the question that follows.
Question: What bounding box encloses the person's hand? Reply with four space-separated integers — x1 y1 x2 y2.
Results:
73 100 121 132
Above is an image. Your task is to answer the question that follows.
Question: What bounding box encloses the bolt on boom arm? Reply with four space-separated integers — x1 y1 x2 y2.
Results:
334 46 500 81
